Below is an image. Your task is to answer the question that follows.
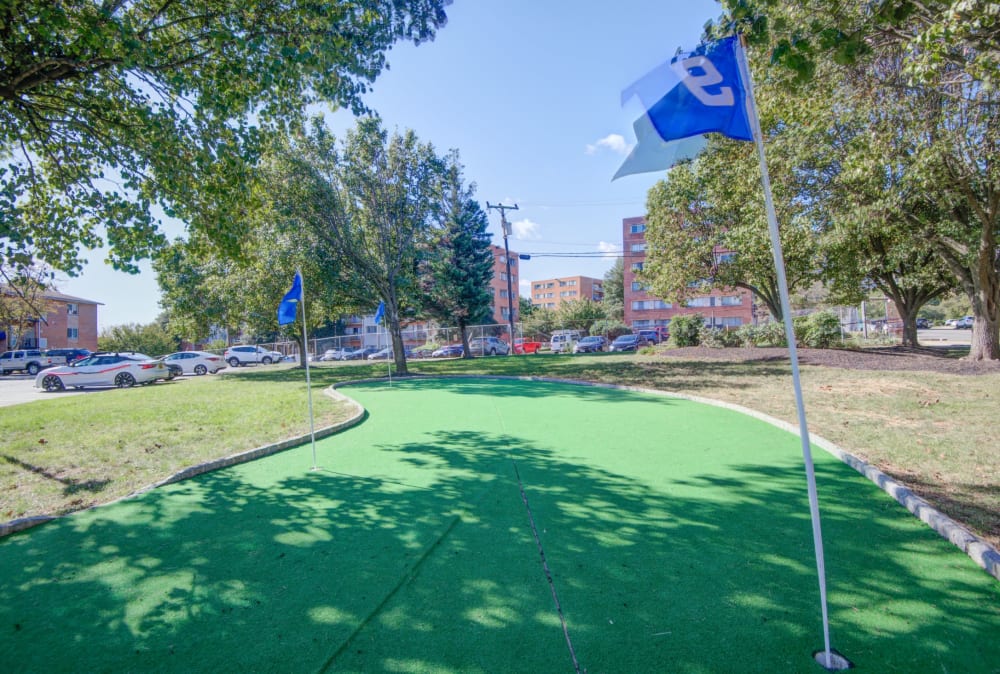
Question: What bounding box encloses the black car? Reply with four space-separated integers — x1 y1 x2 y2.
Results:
916 318 931 329
609 334 648 352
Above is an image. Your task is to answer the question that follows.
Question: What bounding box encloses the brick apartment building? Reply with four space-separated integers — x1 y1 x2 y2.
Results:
489 244 518 325
1 290 101 352
530 275 604 310
622 216 753 334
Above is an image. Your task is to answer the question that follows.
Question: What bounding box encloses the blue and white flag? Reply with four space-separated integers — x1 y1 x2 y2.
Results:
615 35 752 179
373 301 385 326
277 272 302 326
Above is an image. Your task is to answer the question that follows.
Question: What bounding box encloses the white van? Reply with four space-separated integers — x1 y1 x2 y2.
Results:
549 330 581 354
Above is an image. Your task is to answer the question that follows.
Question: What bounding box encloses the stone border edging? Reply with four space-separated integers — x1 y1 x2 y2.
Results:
340 374 1000 581
0 387 366 539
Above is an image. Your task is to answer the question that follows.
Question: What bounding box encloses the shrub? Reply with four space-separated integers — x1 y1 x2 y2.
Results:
733 322 786 347
668 314 704 347
801 310 843 348
590 319 631 340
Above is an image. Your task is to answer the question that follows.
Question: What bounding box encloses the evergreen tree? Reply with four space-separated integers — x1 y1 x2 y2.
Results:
420 197 494 358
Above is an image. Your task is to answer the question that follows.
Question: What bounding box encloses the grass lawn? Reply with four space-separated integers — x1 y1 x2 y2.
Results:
1 377 997 673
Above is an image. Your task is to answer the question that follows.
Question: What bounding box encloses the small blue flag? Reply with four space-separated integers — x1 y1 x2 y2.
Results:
277 272 302 326
374 301 385 326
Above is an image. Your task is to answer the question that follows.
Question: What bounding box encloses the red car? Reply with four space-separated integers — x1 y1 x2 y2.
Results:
513 338 542 354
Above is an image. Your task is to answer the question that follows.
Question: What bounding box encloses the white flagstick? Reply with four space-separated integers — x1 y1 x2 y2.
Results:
385 321 392 386
735 36 838 669
297 269 318 470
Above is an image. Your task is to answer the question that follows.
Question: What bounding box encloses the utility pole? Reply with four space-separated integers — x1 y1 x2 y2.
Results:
487 202 519 355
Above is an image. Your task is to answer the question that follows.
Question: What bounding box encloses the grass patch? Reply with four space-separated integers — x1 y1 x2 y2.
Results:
1 353 997 552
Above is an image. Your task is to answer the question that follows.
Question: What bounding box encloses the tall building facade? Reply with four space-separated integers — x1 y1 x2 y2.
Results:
530 276 604 310
622 216 754 333
489 244 518 325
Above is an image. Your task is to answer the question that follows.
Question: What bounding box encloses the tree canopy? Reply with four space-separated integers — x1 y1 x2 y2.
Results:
1 0 450 274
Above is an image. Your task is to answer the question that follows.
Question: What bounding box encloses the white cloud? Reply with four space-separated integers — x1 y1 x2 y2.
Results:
585 134 630 156
512 218 542 240
597 241 622 258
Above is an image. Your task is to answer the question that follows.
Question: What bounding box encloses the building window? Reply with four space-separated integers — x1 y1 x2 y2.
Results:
500 290 509 299
559 280 567 286
630 223 646 234
67 303 79 316
686 297 713 307
630 243 647 252
717 317 743 327
716 252 736 264
631 281 647 291
546 282 554 288
631 300 671 310
534 283 542 289
630 262 644 272
501 307 513 319
720 295 743 306
67 327 79 339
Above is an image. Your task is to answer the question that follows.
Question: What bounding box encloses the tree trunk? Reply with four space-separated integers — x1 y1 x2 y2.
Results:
386 300 409 375
967 245 1000 361
458 322 473 359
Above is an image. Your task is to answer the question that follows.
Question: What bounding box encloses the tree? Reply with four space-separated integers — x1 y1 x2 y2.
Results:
98 322 177 356
154 224 356 366
643 138 819 322
267 118 447 374
519 296 536 319
602 258 625 321
718 1 1000 359
554 299 607 334
1 263 56 348
1 1 450 274
418 174 494 358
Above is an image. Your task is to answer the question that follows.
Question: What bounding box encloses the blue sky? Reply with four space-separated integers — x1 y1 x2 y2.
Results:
60 0 721 327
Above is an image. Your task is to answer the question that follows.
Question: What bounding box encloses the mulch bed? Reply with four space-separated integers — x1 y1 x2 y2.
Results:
658 345 1000 375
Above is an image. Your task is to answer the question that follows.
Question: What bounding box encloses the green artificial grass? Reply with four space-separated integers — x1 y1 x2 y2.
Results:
1 378 997 673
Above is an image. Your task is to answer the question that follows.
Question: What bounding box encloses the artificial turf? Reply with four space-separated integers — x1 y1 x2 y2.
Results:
1 377 997 673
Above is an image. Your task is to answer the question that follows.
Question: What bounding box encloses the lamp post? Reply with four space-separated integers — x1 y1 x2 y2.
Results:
487 202 519 354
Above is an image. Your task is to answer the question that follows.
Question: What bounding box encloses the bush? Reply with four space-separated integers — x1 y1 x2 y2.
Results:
800 310 843 348
590 319 631 340
668 314 704 347
699 326 742 348
733 322 786 347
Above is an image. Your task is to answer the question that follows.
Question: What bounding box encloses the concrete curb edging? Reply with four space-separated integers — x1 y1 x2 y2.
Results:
0 387 366 539
338 374 1000 581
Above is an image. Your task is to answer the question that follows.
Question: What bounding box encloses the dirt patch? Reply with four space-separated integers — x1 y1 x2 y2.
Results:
657 345 1000 375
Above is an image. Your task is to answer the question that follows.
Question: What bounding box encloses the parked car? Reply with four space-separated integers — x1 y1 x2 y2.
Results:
35 352 169 391
915 318 931 330
44 348 92 365
410 346 435 359
367 346 412 360
955 316 974 329
573 335 607 353
160 351 227 375
609 334 647 352
549 330 581 354
0 349 55 375
321 348 355 361
346 346 381 360
944 318 959 327
637 329 662 345
223 345 283 367
469 336 509 356
431 344 464 358
513 338 542 354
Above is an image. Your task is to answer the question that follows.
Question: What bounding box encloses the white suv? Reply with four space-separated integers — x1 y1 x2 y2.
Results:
224 345 283 367
0 349 54 375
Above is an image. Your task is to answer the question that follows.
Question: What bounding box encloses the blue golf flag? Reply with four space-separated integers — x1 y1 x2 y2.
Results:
374 301 385 326
277 272 302 325
616 35 752 179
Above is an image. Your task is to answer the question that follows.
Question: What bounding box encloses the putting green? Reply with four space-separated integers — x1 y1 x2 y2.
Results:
1 378 997 673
